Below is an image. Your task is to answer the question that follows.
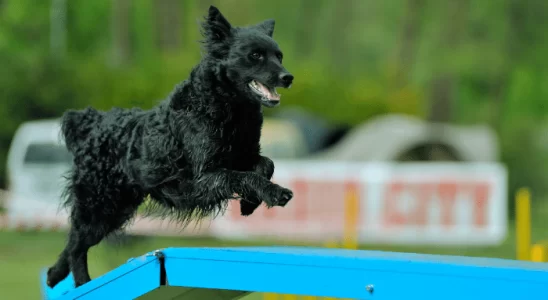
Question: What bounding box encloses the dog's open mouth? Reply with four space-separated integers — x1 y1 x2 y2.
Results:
249 80 280 102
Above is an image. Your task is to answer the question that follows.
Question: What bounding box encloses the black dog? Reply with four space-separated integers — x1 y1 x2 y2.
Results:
46 6 294 288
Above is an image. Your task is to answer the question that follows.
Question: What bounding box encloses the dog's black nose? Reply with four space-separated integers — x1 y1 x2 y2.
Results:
279 73 294 86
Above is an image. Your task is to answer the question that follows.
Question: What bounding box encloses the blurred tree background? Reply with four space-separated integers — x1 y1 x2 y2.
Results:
1 0 548 212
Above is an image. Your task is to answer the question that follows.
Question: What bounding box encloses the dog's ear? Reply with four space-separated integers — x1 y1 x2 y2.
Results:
255 19 275 37
202 6 233 42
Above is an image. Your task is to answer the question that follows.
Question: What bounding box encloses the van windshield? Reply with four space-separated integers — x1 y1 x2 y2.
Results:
23 143 73 164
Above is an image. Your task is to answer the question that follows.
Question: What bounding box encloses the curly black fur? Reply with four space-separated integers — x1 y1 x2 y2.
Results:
46 6 294 288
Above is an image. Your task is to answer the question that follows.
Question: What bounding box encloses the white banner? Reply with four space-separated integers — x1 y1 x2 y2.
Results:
212 161 508 245
3 161 508 246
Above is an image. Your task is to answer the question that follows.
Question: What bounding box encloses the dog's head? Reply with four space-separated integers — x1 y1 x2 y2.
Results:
201 6 293 108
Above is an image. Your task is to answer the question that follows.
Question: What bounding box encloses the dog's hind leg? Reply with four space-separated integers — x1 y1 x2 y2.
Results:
46 221 104 288
61 185 142 287
46 230 74 288
46 203 128 288
67 219 105 287
67 200 141 287
47 191 82 288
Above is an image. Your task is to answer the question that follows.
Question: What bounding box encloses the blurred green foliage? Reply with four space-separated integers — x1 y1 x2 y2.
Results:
1 0 548 210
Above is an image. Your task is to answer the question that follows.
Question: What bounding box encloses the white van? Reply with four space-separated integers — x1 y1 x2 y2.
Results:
5 119 72 227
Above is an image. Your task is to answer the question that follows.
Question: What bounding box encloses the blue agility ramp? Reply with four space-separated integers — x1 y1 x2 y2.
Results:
41 247 548 299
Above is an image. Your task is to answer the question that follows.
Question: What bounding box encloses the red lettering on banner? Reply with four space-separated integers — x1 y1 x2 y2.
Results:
438 182 458 227
383 180 491 228
415 183 433 226
293 179 308 222
226 178 352 228
383 182 406 226
473 183 489 226
262 196 277 219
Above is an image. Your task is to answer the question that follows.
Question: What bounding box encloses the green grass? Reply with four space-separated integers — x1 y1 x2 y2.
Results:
1 202 548 299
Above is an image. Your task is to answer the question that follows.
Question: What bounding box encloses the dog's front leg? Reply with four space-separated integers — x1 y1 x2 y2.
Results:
253 155 274 180
240 155 275 216
196 169 292 210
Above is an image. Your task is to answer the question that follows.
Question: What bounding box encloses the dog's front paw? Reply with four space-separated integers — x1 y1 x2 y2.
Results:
277 188 293 206
263 184 293 207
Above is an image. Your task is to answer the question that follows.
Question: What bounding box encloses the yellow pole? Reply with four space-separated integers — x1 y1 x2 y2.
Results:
263 293 278 300
342 183 359 250
516 188 531 261
531 244 548 262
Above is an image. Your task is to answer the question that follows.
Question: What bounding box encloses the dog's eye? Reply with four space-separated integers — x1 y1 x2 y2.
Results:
250 52 263 60
277 54 283 62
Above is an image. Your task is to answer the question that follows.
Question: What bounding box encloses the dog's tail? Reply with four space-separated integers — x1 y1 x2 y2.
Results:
59 107 102 211
60 107 101 153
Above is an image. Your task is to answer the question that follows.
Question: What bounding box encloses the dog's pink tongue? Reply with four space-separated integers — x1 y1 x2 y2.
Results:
257 82 280 101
